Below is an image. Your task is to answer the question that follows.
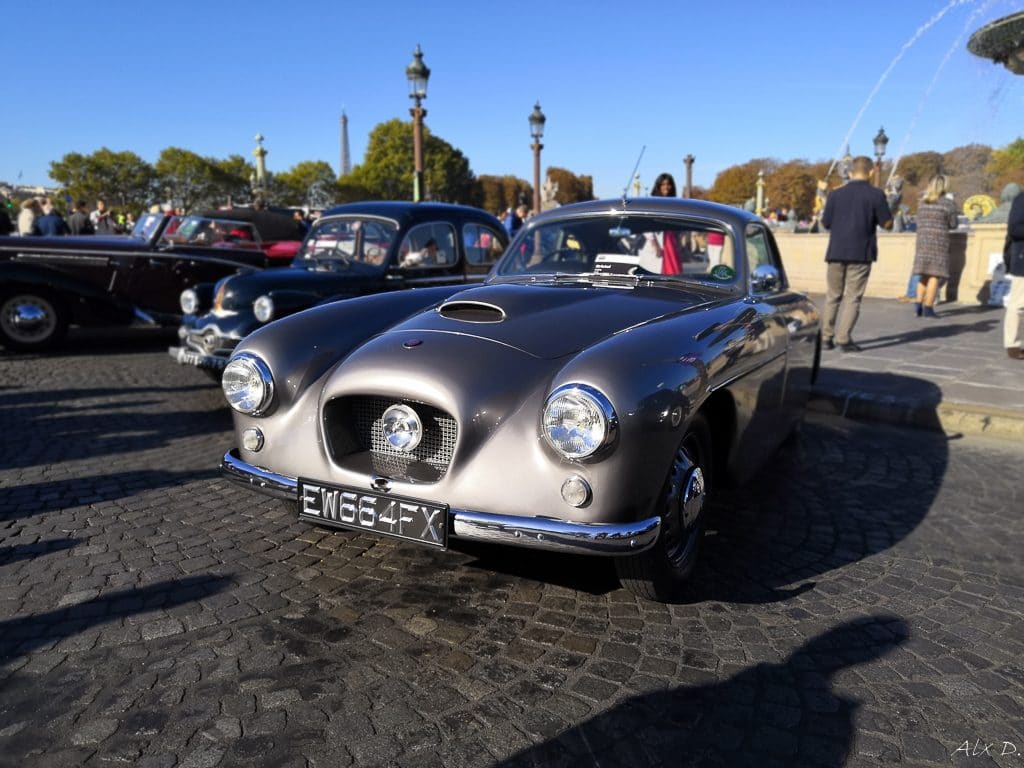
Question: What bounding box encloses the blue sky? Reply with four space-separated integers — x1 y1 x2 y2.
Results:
3 0 1022 200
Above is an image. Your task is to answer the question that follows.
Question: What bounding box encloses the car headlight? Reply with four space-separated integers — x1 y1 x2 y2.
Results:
253 295 274 323
381 403 422 452
542 384 617 459
222 353 274 415
180 289 198 315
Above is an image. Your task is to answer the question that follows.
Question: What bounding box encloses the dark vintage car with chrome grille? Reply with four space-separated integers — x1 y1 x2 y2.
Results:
220 197 820 602
168 201 508 377
0 208 306 351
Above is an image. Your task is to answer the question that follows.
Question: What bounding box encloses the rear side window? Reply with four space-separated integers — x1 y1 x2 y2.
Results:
397 223 457 269
463 223 506 265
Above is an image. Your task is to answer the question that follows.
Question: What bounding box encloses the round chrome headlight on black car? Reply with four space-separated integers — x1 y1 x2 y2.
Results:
542 384 617 459
180 289 198 315
253 295 275 323
381 404 422 452
222 353 274 415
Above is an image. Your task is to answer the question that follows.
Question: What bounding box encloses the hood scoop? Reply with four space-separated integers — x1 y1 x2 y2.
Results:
437 300 506 324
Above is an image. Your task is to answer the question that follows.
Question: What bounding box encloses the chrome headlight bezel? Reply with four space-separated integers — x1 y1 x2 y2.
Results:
253 295 275 323
222 352 274 416
541 383 617 460
180 288 198 315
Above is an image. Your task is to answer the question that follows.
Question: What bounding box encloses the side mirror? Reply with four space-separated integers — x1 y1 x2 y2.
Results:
750 263 781 294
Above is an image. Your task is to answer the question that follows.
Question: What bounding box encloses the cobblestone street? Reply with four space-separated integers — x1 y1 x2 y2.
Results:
0 331 1021 767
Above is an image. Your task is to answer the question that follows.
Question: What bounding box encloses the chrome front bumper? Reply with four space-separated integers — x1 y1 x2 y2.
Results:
222 450 660 556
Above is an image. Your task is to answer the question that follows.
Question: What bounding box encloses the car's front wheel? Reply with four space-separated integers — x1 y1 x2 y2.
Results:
0 289 69 351
616 413 712 602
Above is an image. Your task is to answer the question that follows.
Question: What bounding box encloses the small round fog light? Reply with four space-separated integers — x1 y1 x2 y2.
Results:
242 428 264 452
560 475 591 508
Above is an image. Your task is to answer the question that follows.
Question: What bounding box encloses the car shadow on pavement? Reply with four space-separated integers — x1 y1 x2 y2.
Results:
0 327 179 359
494 614 909 767
460 410 946 605
0 469 223 519
0 575 232 662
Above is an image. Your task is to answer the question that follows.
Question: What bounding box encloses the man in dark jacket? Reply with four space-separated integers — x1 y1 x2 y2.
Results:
67 200 95 235
1004 190 1024 360
34 200 69 236
821 156 893 352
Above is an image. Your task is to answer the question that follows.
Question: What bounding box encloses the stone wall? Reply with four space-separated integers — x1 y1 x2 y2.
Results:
774 222 1008 304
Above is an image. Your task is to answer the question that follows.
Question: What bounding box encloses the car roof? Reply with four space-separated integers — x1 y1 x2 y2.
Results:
530 197 762 230
319 201 503 229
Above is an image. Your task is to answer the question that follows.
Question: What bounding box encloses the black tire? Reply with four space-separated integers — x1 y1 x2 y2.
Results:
0 289 69 351
615 412 712 602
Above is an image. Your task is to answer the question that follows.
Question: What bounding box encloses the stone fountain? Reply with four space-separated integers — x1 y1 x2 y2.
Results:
967 11 1024 75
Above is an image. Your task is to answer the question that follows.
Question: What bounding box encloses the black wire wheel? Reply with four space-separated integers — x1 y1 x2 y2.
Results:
0 289 69 351
616 412 712 602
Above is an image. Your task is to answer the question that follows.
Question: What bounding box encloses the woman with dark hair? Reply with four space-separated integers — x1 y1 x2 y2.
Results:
651 173 677 197
644 172 682 274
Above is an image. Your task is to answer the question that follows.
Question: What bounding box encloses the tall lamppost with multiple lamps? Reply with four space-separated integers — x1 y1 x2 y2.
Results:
528 102 546 214
873 127 889 188
683 154 695 198
252 133 268 203
405 45 431 202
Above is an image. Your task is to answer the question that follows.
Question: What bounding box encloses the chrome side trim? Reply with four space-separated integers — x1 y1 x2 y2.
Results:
222 450 297 499
222 450 661 555
451 510 660 556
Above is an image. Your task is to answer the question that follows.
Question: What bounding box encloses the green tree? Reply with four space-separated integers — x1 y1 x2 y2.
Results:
154 147 227 211
212 154 256 205
708 159 779 208
348 119 476 203
986 138 1024 195
49 148 155 210
275 161 339 207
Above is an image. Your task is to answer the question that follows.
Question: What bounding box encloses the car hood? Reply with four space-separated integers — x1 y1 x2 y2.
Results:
220 264 373 306
381 281 723 360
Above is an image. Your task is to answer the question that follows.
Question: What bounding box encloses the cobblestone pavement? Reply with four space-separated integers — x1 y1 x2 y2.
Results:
0 331 1021 768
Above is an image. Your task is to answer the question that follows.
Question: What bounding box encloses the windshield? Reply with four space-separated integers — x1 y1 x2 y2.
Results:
297 216 398 270
493 214 738 284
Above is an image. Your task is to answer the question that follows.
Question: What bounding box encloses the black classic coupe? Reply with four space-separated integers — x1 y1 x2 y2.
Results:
168 201 508 377
218 197 821 602
0 208 306 351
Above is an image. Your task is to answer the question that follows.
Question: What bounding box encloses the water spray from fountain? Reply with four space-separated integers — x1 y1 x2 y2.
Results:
826 0 978 181
887 0 999 185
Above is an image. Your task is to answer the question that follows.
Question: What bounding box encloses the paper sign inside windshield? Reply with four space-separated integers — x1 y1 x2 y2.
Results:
594 253 640 275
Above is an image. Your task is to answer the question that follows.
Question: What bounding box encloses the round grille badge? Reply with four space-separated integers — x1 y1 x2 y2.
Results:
381 404 423 452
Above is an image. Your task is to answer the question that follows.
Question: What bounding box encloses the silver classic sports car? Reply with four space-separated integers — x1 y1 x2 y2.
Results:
220 197 820 601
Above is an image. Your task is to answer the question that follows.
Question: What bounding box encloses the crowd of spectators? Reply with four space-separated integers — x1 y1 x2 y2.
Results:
0 196 137 236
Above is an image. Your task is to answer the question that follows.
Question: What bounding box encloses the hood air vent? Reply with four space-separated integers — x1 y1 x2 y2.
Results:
438 301 506 324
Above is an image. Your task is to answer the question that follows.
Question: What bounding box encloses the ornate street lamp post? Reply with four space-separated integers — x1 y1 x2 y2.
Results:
528 102 546 214
873 127 889 188
755 169 765 217
405 45 431 203
682 154 695 198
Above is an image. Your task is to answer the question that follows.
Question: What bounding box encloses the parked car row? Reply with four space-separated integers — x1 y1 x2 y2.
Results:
2 195 820 602
0 207 306 350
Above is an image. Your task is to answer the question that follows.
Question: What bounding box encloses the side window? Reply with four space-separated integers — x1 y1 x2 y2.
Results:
463 223 506 265
397 223 457 269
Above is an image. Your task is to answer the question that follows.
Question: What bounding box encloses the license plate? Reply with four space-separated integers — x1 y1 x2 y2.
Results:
298 479 448 548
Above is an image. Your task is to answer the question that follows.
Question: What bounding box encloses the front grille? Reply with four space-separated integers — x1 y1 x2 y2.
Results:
186 331 238 357
324 396 457 481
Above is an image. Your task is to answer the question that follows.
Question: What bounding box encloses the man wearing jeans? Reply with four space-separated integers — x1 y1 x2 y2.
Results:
821 156 893 352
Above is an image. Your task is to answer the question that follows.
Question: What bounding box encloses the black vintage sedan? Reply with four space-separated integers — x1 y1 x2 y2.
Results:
0 208 306 351
218 197 820 602
168 202 508 376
